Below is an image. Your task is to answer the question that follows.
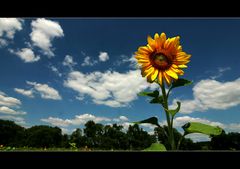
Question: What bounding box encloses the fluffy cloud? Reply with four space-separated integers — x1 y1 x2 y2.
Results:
0 18 23 46
26 81 62 100
0 115 26 125
64 70 158 107
41 113 111 127
98 52 109 62
81 56 98 66
14 88 34 98
62 55 77 69
30 18 64 57
0 91 21 107
113 116 129 122
9 48 40 63
0 106 26 115
170 78 240 114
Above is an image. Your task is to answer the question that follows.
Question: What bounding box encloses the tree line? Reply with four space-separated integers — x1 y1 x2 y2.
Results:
0 119 239 150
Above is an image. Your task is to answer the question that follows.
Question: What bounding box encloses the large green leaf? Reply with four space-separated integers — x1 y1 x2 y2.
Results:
144 143 167 151
138 90 159 98
170 78 192 90
182 122 223 136
134 117 160 127
165 101 181 117
149 96 163 104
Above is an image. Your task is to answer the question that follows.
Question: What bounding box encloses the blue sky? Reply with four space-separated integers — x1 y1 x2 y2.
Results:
0 18 240 142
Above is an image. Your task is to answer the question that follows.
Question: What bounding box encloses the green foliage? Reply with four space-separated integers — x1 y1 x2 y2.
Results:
149 96 163 104
138 90 159 97
134 117 160 127
144 143 166 151
165 101 181 117
170 78 192 90
182 122 223 136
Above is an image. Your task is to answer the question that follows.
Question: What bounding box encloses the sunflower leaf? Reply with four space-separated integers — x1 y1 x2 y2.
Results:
144 143 167 151
165 101 181 117
149 96 163 104
138 90 159 98
170 78 192 90
182 122 223 136
133 117 160 127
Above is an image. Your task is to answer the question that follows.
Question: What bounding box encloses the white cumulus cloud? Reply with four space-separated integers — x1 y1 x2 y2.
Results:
64 70 158 107
14 88 34 98
27 81 62 100
0 106 26 115
0 18 23 46
0 115 26 125
0 91 21 107
98 52 109 62
41 113 111 127
30 18 64 57
170 78 240 114
9 48 40 63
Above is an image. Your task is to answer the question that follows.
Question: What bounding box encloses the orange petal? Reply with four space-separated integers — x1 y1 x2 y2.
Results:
160 33 166 44
147 35 156 50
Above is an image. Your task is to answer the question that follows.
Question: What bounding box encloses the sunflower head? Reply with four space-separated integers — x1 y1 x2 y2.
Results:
135 32 191 86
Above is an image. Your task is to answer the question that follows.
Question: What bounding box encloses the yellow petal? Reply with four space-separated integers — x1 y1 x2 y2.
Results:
142 67 154 77
164 38 171 49
147 35 156 50
178 65 188 68
165 69 178 80
154 33 159 39
135 54 149 60
150 69 159 82
170 67 184 75
138 46 151 54
160 33 166 43
137 59 150 64
163 71 171 86
158 71 163 86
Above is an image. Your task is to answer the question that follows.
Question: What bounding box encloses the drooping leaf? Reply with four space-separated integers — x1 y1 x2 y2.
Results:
165 101 181 117
134 117 160 127
182 122 223 136
138 90 159 98
144 143 167 151
149 96 163 104
170 78 192 90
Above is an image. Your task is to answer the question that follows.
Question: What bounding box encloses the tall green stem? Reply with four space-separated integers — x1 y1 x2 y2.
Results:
160 83 176 150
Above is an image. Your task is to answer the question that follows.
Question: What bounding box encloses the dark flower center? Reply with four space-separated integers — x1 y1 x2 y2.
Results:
151 53 171 70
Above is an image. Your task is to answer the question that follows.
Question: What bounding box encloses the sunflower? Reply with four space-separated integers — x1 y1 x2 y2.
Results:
135 33 191 86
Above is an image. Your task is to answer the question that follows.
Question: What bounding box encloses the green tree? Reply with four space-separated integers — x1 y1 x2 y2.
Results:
83 120 104 149
25 125 62 148
0 119 25 147
210 131 240 150
101 124 128 150
70 128 86 148
127 124 154 150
